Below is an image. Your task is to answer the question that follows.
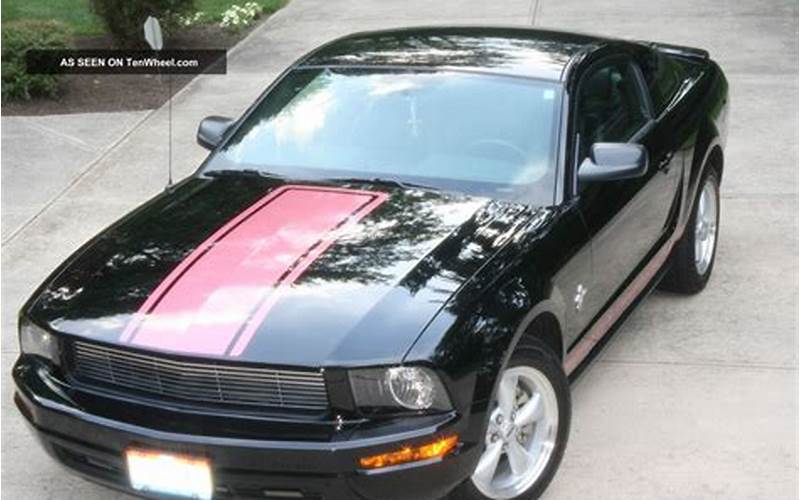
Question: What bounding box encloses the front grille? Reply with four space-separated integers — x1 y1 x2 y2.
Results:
67 340 329 411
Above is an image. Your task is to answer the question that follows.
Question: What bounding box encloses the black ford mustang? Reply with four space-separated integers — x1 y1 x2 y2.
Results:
14 27 728 500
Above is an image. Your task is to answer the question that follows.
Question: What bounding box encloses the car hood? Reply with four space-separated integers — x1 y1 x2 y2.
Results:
27 175 548 366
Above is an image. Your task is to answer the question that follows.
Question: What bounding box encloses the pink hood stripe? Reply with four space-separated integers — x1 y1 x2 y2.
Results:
121 185 387 357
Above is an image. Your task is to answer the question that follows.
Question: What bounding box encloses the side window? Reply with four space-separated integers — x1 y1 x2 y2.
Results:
639 50 687 114
575 60 650 161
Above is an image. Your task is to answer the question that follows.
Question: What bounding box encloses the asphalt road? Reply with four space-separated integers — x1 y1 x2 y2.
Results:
1 0 797 498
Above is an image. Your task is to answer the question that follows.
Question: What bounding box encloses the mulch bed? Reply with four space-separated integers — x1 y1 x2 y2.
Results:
3 24 252 116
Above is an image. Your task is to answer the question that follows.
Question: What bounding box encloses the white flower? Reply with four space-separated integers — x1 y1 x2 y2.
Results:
176 10 204 27
220 2 264 31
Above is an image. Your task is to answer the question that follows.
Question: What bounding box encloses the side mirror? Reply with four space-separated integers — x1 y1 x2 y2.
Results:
197 116 234 150
578 143 649 183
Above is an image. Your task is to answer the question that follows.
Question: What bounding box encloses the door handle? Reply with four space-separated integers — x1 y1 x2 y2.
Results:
658 152 674 173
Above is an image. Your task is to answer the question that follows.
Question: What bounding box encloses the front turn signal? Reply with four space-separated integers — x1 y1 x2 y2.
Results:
358 435 459 470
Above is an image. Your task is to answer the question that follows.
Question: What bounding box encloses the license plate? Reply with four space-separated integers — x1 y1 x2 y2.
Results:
126 448 213 500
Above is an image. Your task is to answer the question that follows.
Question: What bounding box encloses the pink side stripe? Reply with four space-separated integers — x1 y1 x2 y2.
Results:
121 185 387 357
564 222 686 375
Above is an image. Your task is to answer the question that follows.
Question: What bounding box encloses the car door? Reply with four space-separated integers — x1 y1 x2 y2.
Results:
571 55 682 326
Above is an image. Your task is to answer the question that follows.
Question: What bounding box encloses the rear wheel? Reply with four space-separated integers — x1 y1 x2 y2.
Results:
660 168 720 294
451 342 570 500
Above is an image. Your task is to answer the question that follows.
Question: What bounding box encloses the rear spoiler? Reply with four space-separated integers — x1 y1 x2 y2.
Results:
647 42 710 62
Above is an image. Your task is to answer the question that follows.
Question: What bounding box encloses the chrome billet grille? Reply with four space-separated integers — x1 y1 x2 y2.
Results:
68 341 329 411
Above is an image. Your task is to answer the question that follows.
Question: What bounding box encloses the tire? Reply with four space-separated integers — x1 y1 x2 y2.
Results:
450 341 570 500
660 167 720 294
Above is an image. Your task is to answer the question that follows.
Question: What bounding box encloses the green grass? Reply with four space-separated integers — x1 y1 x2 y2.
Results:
1 0 288 36
1 0 104 36
196 0 288 21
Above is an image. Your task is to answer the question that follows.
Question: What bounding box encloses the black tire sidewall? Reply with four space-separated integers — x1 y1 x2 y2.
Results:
690 169 721 283
452 342 571 500
660 166 721 294
679 168 721 291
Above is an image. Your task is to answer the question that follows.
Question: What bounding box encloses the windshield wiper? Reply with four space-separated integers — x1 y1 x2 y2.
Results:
204 170 436 191
203 169 287 180
326 176 436 191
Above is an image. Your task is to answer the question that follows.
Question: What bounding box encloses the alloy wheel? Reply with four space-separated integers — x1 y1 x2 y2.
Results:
471 366 559 499
694 178 718 275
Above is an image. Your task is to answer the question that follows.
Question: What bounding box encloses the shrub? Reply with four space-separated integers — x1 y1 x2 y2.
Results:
89 0 196 47
1 20 71 101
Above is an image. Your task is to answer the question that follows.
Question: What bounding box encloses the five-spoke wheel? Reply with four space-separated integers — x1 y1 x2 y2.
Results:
472 366 559 499
660 166 721 294
452 341 570 500
694 178 718 276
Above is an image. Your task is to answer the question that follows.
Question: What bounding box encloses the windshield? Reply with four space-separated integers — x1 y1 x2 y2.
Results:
205 68 562 204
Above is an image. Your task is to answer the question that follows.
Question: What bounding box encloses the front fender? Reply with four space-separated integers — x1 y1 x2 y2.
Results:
404 265 560 446
403 204 589 449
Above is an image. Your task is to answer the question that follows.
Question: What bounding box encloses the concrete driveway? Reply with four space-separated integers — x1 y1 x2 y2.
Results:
1 0 797 499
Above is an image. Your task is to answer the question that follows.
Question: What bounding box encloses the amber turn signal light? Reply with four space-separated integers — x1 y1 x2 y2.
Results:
358 435 459 470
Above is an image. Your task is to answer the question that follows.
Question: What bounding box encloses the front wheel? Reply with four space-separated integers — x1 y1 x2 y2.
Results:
451 342 570 500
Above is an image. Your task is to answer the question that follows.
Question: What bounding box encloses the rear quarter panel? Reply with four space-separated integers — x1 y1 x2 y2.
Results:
668 54 729 227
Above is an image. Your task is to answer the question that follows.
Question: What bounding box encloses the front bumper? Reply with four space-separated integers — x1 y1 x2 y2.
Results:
13 356 481 500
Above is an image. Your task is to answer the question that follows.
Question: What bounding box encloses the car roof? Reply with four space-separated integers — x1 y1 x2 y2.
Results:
298 26 613 81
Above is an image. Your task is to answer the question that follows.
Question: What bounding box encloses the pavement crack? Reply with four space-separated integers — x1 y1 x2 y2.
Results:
597 358 797 371
721 192 797 199
23 120 97 153
1 110 156 247
528 0 540 25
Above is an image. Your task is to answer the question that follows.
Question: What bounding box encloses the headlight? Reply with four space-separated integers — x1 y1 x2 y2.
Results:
19 318 59 362
349 366 451 412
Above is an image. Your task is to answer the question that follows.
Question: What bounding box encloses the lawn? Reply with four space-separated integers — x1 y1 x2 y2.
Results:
1 0 287 36
197 0 287 20
1 0 103 36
